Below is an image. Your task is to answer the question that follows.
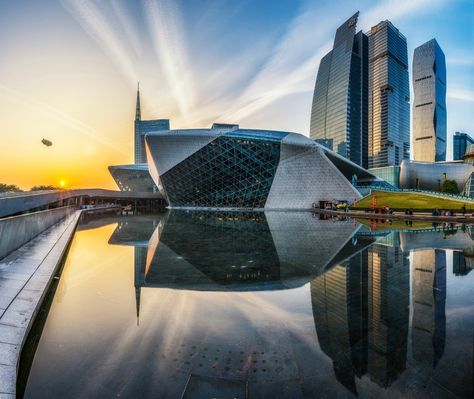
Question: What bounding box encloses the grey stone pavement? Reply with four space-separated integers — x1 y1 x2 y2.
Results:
0 211 81 397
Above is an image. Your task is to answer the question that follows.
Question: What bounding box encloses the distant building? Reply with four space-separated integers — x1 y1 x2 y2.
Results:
109 84 170 192
412 39 447 162
310 12 368 168
367 21 410 168
134 84 169 164
453 132 474 161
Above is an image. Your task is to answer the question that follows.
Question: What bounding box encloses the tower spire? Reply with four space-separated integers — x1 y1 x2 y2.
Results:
135 82 141 121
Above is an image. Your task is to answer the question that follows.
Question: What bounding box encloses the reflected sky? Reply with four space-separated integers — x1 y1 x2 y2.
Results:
22 212 474 398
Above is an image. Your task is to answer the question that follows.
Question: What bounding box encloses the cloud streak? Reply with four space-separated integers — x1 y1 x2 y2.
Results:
60 0 138 84
142 0 195 118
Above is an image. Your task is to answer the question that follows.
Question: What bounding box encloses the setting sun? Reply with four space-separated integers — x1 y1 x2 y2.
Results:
60 180 66 188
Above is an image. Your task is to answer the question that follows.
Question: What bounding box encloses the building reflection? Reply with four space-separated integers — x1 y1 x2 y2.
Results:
108 211 377 323
311 233 410 393
107 214 468 395
411 249 446 367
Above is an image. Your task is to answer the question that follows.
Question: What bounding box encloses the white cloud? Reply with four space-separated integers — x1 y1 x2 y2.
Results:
142 0 195 118
448 88 474 102
60 0 138 84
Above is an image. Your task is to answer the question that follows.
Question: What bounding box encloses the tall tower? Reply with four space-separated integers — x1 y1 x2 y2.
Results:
309 12 369 167
412 39 447 162
367 21 410 168
133 83 170 164
134 83 143 164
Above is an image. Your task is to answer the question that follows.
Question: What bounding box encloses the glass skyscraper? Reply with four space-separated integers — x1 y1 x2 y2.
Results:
367 21 410 168
309 12 369 168
412 39 447 162
453 131 474 160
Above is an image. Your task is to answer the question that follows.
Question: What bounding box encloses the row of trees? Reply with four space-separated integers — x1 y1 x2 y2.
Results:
0 183 59 193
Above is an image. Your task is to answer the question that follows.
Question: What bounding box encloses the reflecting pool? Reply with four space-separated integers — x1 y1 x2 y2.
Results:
21 212 474 398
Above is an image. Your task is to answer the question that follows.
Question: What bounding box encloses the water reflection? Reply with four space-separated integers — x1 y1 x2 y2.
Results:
22 212 474 398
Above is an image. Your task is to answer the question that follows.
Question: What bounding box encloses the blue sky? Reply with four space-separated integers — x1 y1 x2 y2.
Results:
0 0 473 187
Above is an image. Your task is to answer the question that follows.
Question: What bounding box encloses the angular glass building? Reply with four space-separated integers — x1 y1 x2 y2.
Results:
453 131 474 161
309 12 369 168
412 39 447 162
145 124 380 210
367 21 410 168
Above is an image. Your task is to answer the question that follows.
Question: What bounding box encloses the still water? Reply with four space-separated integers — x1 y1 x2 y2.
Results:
22 212 473 398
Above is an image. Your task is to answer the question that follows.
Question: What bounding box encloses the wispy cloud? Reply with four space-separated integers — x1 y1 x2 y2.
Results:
59 0 459 132
0 83 129 155
359 0 450 30
60 0 138 84
448 88 474 102
142 0 195 118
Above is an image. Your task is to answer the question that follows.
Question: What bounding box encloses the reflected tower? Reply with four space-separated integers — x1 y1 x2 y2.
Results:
311 233 409 392
367 234 409 386
311 254 368 395
411 249 446 367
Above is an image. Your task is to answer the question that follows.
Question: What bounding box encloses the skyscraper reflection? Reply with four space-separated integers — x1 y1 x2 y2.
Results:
412 249 446 367
311 233 410 393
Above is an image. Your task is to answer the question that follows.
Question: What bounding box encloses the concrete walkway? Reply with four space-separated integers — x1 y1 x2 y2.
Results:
0 211 81 397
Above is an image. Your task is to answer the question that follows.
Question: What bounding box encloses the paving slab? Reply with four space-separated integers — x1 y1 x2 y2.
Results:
0 211 82 396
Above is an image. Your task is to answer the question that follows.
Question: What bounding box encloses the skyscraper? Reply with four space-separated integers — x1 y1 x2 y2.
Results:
367 21 410 168
134 84 170 164
412 39 447 162
309 12 368 167
453 131 474 160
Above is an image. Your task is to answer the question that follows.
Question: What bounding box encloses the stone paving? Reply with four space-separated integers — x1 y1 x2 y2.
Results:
0 211 81 397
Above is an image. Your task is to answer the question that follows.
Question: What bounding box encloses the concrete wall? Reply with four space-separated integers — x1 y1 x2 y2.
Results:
0 205 76 260
0 189 163 218
265 139 360 210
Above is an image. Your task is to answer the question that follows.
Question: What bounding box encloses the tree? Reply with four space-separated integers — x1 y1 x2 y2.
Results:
0 183 22 193
30 185 58 191
440 179 459 194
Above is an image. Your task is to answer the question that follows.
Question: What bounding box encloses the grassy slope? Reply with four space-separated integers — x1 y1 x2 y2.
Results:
353 190 474 211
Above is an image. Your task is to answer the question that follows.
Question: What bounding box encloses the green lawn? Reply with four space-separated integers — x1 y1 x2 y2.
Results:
353 190 474 212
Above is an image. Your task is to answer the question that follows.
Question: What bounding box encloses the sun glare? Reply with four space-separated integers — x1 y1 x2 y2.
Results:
60 180 66 188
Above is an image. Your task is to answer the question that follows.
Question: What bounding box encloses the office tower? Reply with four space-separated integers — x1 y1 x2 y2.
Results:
453 132 474 160
412 39 447 162
134 84 170 164
309 12 369 167
367 21 410 168
411 249 446 367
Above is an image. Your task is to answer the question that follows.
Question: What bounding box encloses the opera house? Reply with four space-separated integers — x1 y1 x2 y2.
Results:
145 123 383 210
108 86 389 210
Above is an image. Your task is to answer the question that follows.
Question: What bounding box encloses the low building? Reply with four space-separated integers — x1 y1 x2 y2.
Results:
453 132 474 161
108 164 159 192
145 124 381 210
398 160 473 192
